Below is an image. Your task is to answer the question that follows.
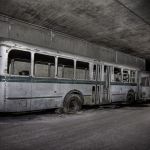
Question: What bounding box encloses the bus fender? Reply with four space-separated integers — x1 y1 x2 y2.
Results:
64 90 84 105
63 90 84 113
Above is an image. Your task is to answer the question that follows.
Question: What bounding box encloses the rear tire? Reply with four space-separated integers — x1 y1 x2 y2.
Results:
127 90 135 105
63 94 82 113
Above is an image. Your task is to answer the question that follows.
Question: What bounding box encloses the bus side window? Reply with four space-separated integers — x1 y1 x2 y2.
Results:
76 61 89 80
123 69 129 82
34 53 55 78
114 67 122 82
130 70 136 83
93 65 96 80
57 58 74 79
8 50 31 76
104 66 107 81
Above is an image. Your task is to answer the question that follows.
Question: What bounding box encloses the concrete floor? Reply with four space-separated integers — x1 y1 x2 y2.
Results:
0 104 150 150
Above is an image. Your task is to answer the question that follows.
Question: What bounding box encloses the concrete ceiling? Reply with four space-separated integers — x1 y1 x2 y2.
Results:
0 0 150 59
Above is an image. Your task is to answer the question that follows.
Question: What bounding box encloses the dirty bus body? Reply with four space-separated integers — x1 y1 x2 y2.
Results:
0 40 140 112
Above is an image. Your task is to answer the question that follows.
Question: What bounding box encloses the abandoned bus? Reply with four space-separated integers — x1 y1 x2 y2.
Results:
0 39 141 112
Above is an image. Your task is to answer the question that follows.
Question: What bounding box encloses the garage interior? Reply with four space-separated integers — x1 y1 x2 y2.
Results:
0 0 150 150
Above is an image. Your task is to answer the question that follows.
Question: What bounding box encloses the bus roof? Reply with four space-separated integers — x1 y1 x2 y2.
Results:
0 38 139 70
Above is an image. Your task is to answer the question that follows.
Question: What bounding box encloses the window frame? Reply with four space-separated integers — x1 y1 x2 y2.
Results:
113 66 122 82
7 49 32 77
122 68 130 83
34 52 56 78
75 60 90 80
130 70 137 83
92 64 97 81
57 56 75 80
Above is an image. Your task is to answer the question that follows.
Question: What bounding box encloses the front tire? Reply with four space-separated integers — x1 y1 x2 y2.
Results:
63 94 82 113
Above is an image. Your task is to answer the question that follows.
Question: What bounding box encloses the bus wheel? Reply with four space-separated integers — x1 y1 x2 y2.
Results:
127 90 135 105
63 94 82 113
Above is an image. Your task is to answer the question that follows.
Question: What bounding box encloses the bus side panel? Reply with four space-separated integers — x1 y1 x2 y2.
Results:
31 82 63 110
124 85 137 101
31 81 94 110
0 46 5 111
111 85 137 102
0 82 5 112
0 46 5 112
5 81 31 112
62 83 93 105
74 84 93 105
111 85 125 102
141 87 150 100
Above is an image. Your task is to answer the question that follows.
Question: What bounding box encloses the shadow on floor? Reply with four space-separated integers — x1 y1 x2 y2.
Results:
83 100 150 111
0 100 150 118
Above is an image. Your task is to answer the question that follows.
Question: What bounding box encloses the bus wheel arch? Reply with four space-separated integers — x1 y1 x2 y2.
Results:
63 90 84 113
126 89 136 104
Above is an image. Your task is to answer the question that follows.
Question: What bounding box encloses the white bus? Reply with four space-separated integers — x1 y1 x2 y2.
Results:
0 39 143 112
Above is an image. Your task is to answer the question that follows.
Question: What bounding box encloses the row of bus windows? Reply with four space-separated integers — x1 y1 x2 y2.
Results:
7 50 136 82
112 67 136 83
7 50 89 80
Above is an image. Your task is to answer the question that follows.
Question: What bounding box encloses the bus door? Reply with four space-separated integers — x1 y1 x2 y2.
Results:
92 64 101 105
103 65 111 104
96 64 102 105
